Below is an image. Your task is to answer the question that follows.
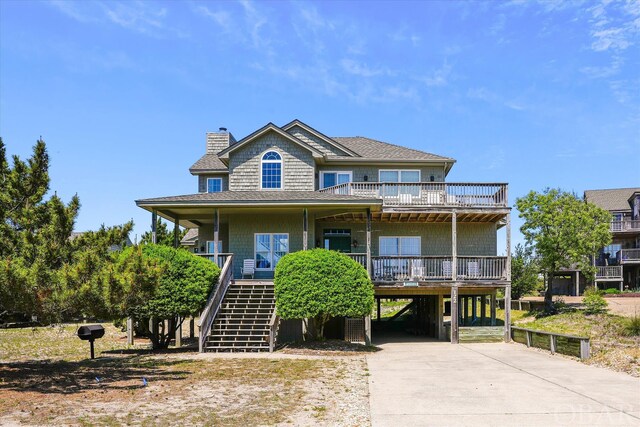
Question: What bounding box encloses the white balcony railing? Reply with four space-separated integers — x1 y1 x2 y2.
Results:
620 249 640 263
610 220 640 232
596 266 623 280
346 254 508 282
196 252 233 268
319 182 508 208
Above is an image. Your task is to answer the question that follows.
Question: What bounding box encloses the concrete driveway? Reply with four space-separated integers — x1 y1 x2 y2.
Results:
367 338 640 426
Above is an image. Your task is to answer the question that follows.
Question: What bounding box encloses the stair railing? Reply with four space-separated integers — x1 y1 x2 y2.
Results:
268 310 280 353
198 255 234 352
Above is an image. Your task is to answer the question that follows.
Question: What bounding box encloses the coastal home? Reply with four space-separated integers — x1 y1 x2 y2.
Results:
136 120 512 351
551 188 640 295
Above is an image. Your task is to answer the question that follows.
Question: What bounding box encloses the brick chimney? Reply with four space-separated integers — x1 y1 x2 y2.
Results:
206 127 237 154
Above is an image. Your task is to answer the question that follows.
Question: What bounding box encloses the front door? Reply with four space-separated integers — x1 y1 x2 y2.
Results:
323 229 352 253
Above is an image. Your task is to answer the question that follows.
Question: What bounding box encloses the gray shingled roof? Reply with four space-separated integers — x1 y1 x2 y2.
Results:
585 188 640 212
181 228 198 245
137 191 381 205
189 154 228 172
332 137 453 161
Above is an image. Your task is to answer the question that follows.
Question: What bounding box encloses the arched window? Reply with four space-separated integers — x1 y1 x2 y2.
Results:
261 151 282 189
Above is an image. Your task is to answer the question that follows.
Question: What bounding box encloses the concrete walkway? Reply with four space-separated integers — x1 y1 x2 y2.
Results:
367 338 640 426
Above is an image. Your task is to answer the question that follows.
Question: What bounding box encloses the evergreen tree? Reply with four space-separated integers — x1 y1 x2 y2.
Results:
140 218 187 247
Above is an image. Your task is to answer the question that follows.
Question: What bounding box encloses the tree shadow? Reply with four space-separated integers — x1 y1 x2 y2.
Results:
279 339 382 353
0 355 195 395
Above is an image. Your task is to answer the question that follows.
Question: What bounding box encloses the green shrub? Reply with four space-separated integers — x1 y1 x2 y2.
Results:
274 249 374 340
623 314 640 336
583 287 608 315
603 288 621 295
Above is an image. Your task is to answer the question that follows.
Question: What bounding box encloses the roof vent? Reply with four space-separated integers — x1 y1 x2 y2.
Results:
219 127 227 132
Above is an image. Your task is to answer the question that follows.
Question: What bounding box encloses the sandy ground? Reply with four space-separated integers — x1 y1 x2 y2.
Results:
523 296 640 317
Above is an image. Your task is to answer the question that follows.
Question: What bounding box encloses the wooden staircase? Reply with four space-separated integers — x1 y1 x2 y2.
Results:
204 281 276 352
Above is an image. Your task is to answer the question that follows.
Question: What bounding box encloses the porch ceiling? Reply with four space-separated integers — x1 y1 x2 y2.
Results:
316 210 508 225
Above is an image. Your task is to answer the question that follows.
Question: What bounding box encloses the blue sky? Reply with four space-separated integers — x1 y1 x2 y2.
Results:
1 0 639 252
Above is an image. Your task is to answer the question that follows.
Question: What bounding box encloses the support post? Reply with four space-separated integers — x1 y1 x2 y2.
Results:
366 208 372 279
452 211 457 281
126 317 134 345
213 208 219 266
471 296 477 322
364 315 371 345
481 295 487 326
451 286 459 344
437 294 444 340
189 317 195 339
490 292 497 326
506 212 512 281
173 216 179 249
575 271 580 296
377 298 381 322
504 286 511 342
302 208 308 250
151 209 157 244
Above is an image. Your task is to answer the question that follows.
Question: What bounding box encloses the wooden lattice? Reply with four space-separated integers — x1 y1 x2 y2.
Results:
344 317 365 343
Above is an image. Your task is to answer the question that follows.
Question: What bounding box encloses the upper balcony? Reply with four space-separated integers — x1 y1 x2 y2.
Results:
319 182 508 209
610 219 640 233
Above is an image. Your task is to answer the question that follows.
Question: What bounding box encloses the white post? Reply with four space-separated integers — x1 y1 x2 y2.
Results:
366 208 372 279
151 210 157 244
213 208 219 266
303 208 308 251
504 286 511 342
452 211 457 281
451 286 459 344
575 271 580 296
506 212 512 281
175 321 182 348
126 317 134 345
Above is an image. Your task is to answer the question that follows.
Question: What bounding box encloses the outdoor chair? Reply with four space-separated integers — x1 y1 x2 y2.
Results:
241 259 255 279
467 261 480 278
411 259 425 280
442 260 452 279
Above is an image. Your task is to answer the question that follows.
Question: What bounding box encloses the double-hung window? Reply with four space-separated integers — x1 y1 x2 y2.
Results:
261 151 282 189
207 178 222 193
379 170 420 197
255 233 289 270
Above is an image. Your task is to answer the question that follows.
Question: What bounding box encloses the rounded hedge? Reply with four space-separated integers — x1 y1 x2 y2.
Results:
274 249 374 320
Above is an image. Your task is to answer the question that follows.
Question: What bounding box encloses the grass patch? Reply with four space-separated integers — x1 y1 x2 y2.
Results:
516 311 640 377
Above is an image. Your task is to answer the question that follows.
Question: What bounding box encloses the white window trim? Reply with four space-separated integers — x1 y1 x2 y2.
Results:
260 149 284 191
378 169 421 182
254 232 289 271
319 171 353 189
378 236 422 256
206 177 223 193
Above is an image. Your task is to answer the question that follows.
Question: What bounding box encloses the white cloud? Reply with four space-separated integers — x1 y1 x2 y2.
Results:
195 6 232 32
340 59 390 78
417 62 452 87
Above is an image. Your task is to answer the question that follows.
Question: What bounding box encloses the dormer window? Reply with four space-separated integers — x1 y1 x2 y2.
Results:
261 151 282 189
207 178 222 193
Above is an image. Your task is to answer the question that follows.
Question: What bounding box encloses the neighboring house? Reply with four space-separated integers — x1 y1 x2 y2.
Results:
69 231 133 252
136 120 512 351
551 188 640 295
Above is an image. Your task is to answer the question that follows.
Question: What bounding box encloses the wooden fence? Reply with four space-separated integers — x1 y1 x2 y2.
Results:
511 326 590 360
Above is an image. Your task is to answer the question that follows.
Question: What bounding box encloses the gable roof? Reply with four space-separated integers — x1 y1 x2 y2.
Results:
180 228 199 245
217 122 324 159
584 188 640 212
189 154 228 173
281 119 359 157
331 136 455 162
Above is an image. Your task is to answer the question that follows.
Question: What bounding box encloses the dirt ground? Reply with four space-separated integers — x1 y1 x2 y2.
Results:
0 325 371 426
523 296 640 317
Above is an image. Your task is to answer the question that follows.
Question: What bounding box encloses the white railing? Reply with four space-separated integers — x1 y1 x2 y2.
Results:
610 220 640 232
319 182 508 208
620 249 640 263
596 265 623 279
346 253 367 268
196 252 233 268
198 255 233 352
457 256 508 280
369 255 508 282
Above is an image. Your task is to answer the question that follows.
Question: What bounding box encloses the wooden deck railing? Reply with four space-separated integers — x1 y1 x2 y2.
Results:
511 326 590 360
596 265 623 280
620 248 640 263
268 311 280 353
198 255 233 352
196 252 233 268
610 220 640 232
319 182 508 208
346 253 367 267
363 255 508 282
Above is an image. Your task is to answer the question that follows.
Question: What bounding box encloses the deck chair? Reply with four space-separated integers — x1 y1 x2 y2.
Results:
467 261 480 278
411 259 425 280
442 260 452 279
241 259 255 279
